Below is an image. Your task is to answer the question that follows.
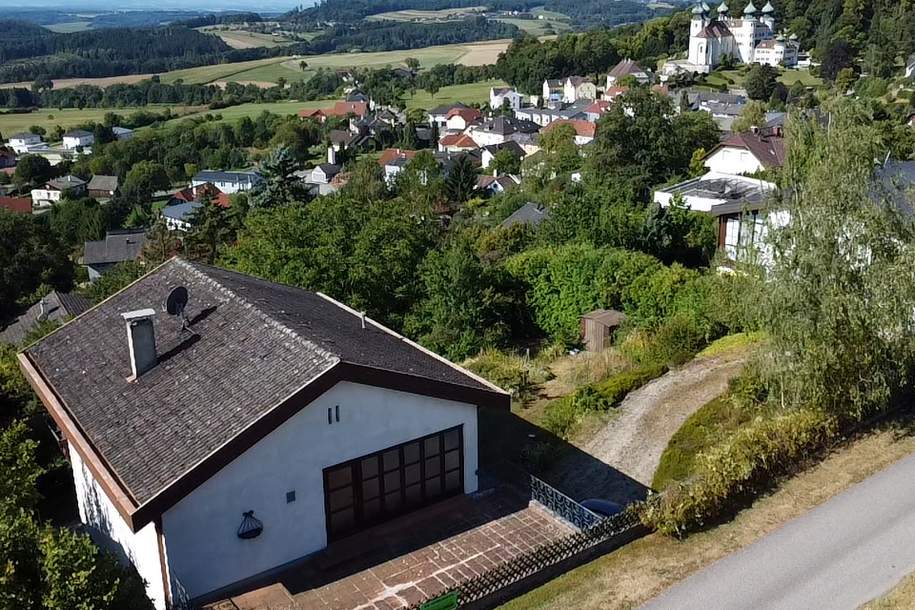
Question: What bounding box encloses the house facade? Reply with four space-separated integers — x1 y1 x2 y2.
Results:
490 87 524 111
703 127 785 174
31 175 87 209
19 260 508 608
8 132 43 154
62 129 95 150
191 170 262 194
563 77 597 103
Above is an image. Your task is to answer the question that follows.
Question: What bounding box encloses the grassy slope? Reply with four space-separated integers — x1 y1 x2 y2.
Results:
0 105 200 135
863 572 915 609
404 79 506 109
499 418 915 610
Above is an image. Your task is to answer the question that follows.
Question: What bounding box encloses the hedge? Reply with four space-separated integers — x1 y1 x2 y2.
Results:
640 408 837 536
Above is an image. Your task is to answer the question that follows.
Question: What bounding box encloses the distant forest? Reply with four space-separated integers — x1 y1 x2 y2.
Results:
306 18 519 54
284 0 543 25
0 21 277 83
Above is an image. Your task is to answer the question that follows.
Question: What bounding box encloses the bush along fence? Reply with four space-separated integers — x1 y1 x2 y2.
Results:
410 475 649 610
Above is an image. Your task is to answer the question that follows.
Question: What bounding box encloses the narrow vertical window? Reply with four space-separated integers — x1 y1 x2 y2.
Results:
335 405 340 422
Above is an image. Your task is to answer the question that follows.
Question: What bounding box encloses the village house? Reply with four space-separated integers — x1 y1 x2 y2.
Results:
542 79 564 104
438 133 478 153
654 170 776 213
31 175 87 210
481 141 527 170
499 201 550 230
378 148 418 184
445 107 482 132
161 201 203 232
62 129 94 150
468 116 539 148
112 126 134 141
544 119 597 145
490 86 524 111
563 77 597 103
87 174 120 199
7 132 44 154
82 229 148 281
476 174 521 196
606 58 650 87
584 100 612 122
703 127 786 175
0 291 91 346
428 102 469 130
191 170 262 195
516 100 590 127
18 258 509 608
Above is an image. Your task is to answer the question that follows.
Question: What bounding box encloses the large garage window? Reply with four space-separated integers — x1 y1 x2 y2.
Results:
323 426 464 541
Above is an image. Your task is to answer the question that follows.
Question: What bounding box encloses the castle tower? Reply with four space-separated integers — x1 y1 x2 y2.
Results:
761 1 776 29
717 1 730 19
743 1 758 21
691 3 708 38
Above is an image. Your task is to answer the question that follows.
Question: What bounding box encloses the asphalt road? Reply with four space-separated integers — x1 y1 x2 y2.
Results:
642 451 915 610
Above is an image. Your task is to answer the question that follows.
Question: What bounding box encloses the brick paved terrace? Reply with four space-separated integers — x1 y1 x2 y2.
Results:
201 485 574 610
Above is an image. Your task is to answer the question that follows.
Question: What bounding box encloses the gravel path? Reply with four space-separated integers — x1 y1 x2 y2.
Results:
545 350 747 502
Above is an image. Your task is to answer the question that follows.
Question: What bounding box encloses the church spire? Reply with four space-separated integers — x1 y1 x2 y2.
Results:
761 1 775 12
744 1 757 14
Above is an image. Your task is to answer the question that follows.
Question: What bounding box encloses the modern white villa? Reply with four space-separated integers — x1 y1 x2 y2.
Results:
19 258 509 608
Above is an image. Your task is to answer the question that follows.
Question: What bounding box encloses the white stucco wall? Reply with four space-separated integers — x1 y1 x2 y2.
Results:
161 381 479 600
69 444 167 610
705 147 763 175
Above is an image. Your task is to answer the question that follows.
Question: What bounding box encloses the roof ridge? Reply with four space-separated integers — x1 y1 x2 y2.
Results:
175 259 342 365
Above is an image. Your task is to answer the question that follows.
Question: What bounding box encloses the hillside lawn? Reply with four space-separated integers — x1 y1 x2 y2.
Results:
404 78 506 109
704 67 824 90
0 105 201 135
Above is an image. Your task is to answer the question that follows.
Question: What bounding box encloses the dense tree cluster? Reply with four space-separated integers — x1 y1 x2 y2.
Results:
284 0 542 25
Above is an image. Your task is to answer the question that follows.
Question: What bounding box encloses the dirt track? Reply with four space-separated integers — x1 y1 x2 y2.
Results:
545 350 747 502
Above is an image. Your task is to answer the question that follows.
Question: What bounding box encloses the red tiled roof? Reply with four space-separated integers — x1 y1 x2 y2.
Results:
298 108 326 118
585 100 612 114
445 107 482 123
439 133 477 149
377 148 418 166
173 183 230 207
328 101 369 118
545 119 596 139
0 196 32 214
604 86 629 99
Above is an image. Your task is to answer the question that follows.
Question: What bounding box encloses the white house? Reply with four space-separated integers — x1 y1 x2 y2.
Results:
191 170 263 194
30 175 87 209
444 107 482 132
7 132 43 154
490 86 524 111
161 201 201 231
542 79 564 104
62 129 95 150
563 77 597 103
702 128 785 175
19 259 509 609
653 170 775 213
428 103 469 130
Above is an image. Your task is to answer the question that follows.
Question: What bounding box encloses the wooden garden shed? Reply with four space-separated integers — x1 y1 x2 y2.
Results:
580 309 627 352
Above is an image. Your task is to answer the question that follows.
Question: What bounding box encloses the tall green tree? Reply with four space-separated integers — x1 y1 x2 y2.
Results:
187 194 232 264
444 154 478 205
250 147 310 208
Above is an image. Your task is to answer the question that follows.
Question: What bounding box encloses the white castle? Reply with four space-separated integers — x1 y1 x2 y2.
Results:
664 2 799 77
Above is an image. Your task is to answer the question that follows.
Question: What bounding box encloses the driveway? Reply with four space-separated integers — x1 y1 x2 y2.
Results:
642 450 915 610
545 349 746 501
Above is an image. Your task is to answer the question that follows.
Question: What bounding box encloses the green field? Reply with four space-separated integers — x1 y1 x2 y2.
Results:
704 67 823 91
404 79 506 109
161 99 332 127
0 105 200 136
44 21 93 33
157 40 510 87
198 27 297 49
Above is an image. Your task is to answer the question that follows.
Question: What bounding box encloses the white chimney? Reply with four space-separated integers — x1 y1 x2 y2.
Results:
121 309 157 381
38 298 47 321
327 146 337 165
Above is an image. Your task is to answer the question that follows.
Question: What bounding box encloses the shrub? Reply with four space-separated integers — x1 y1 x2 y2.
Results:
641 408 837 536
571 362 668 411
541 396 579 439
620 314 706 367
462 349 552 400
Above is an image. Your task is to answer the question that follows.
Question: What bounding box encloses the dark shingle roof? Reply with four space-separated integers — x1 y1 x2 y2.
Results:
87 175 119 193
83 230 147 266
0 291 91 345
499 202 549 229
26 259 502 505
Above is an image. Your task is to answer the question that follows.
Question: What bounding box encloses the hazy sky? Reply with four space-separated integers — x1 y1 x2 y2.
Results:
10 0 306 10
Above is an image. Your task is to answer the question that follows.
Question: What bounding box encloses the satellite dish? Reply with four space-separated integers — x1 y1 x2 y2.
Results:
165 287 192 334
165 286 189 316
